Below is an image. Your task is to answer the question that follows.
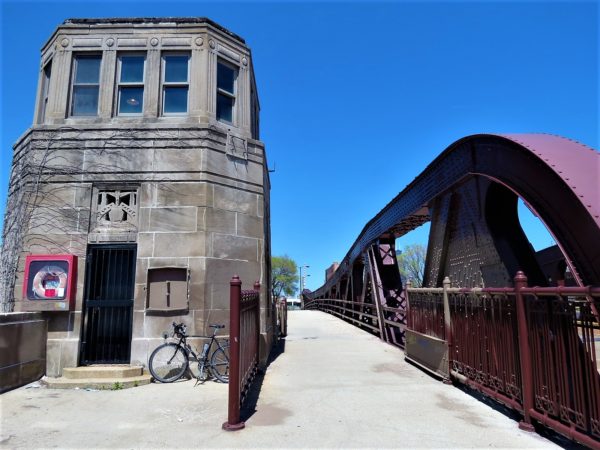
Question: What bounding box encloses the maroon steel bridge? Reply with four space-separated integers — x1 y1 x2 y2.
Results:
304 134 600 448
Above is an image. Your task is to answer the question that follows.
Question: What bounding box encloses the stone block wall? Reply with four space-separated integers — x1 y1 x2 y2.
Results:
2 18 272 376
7 124 270 376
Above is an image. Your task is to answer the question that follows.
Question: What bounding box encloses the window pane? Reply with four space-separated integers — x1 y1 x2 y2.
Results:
75 56 101 83
164 56 188 82
72 86 99 116
119 87 144 114
217 93 234 123
164 87 188 113
217 63 235 94
120 56 144 83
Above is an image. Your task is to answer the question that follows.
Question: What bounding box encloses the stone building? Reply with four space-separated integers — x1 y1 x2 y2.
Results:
0 18 273 376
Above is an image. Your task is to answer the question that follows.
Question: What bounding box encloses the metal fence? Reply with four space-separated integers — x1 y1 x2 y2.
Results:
304 297 382 337
223 276 260 431
406 272 600 448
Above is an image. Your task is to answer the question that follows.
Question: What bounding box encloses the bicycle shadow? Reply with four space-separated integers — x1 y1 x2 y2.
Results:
240 336 286 422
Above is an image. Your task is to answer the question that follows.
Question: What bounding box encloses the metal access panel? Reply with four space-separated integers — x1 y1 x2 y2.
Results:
80 244 136 365
146 267 189 313
404 329 449 379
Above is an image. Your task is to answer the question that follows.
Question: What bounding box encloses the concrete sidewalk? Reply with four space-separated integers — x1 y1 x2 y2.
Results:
1 310 558 448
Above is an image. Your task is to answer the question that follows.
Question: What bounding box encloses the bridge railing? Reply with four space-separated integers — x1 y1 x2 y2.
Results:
304 297 381 336
223 276 260 431
405 273 600 448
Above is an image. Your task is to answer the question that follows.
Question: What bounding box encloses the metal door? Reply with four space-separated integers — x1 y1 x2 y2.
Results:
80 244 136 364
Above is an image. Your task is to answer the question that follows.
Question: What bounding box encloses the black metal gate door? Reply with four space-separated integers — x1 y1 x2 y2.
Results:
80 244 136 364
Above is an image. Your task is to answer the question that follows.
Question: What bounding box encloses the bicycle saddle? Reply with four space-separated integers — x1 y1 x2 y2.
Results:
210 324 225 329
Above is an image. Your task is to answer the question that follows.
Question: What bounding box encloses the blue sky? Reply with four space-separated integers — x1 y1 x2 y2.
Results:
1 1 598 292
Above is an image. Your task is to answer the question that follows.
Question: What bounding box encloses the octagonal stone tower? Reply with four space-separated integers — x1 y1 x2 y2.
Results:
1 18 273 376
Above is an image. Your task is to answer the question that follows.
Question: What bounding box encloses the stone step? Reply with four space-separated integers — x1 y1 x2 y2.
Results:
62 365 144 379
43 374 152 390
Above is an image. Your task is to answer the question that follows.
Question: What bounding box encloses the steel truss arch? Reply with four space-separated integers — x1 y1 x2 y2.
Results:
310 133 600 299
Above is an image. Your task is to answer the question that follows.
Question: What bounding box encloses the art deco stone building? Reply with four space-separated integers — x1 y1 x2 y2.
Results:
1 18 272 376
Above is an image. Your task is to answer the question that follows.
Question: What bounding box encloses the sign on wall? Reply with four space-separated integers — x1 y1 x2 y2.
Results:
22 255 77 311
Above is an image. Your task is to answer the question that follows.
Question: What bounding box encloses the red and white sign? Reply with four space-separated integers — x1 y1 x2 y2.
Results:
23 255 77 310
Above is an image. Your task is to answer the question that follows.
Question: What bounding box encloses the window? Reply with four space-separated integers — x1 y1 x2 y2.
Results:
217 61 237 123
39 61 52 123
71 55 101 116
161 54 189 115
117 55 145 115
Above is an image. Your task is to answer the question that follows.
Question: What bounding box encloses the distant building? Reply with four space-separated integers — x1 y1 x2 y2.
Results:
535 245 575 286
0 18 273 376
325 262 339 282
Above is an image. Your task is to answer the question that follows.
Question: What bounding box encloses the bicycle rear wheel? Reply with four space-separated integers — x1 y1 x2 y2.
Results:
210 344 229 383
149 343 189 383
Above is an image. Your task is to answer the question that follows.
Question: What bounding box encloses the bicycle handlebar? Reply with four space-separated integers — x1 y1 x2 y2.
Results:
171 322 225 339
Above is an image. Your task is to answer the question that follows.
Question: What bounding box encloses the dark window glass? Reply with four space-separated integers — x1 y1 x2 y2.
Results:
164 87 188 113
119 87 144 114
120 56 144 83
72 86 99 116
217 63 235 94
75 56 101 83
72 55 101 116
164 56 188 82
217 93 234 123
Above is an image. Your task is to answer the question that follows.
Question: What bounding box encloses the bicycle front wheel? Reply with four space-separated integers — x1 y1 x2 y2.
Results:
149 343 189 383
210 345 229 383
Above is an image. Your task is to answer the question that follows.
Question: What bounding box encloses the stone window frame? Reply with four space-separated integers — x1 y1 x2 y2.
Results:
216 58 238 125
160 51 191 116
115 52 147 117
37 59 52 124
69 53 103 117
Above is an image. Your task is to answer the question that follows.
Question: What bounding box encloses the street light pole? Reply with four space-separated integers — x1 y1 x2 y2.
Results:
299 265 309 298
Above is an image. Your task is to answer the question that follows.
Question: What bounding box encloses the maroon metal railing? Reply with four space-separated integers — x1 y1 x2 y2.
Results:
405 272 600 448
405 284 446 341
304 296 382 336
449 288 523 411
222 276 260 431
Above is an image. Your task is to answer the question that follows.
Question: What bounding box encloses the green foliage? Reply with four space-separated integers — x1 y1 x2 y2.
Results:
397 244 426 287
112 381 124 390
271 255 298 299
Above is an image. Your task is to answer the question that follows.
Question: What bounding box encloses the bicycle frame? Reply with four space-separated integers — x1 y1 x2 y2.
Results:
169 326 228 382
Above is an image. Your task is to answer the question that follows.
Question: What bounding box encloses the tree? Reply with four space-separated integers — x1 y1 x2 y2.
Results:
271 255 298 299
397 244 426 287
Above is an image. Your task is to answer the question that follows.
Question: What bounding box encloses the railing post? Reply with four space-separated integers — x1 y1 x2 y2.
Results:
442 276 453 384
515 271 535 432
405 280 412 330
223 275 244 431
254 281 261 367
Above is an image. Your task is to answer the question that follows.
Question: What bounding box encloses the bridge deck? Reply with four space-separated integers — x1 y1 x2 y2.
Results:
248 310 557 448
1 310 561 448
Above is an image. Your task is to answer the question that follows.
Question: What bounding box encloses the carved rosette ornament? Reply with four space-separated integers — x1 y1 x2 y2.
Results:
150 37 159 47
209 39 216 49
60 38 69 48
106 38 115 47
195 37 204 47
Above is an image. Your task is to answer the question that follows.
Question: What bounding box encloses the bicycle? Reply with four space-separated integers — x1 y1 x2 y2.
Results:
148 322 229 384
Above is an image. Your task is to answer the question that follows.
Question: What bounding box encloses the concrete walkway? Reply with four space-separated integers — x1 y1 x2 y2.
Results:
1 310 558 448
